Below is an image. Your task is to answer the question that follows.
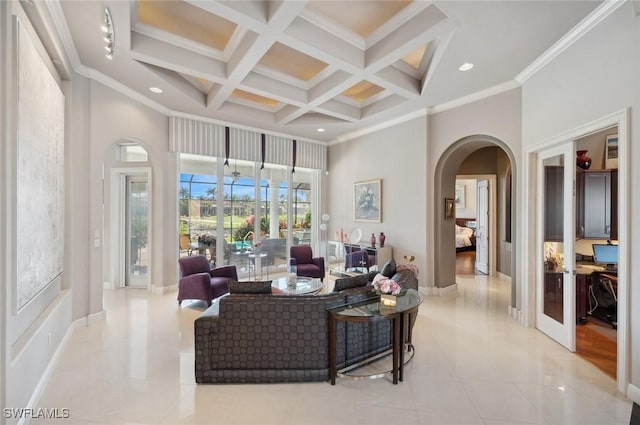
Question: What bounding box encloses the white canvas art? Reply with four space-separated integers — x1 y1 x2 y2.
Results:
16 20 65 310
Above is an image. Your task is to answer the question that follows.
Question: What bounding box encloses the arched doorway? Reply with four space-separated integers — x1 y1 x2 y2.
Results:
433 135 517 308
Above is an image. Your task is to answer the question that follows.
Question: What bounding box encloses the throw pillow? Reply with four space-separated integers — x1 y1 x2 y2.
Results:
371 272 386 285
333 273 369 292
380 259 397 278
228 280 273 294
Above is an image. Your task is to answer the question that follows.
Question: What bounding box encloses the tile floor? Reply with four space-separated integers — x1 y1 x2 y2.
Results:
33 274 633 425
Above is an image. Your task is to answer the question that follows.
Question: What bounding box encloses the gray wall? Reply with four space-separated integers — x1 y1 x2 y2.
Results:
521 2 639 397
428 89 522 289
328 116 428 285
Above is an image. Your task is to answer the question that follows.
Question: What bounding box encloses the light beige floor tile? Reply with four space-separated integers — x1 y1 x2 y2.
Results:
31 274 632 425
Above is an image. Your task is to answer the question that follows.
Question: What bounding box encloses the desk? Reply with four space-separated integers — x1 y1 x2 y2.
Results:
327 289 423 385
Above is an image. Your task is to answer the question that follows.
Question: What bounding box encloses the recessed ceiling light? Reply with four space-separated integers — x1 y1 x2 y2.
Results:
149 87 163 94
317 128 325 132
458 62 474 71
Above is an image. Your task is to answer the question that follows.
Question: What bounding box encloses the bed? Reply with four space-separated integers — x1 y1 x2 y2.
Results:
455 219 476 251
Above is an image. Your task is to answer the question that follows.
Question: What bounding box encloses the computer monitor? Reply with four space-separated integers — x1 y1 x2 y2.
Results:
592 243 618 271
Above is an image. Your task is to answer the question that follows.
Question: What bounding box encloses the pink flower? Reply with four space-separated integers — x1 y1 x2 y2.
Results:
372 278 401 295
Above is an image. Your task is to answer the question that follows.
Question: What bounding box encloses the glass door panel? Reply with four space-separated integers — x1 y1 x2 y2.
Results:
126 176 149 287
223 159 255 278
291 169 312 247
259 164 289 278
537 144 576 351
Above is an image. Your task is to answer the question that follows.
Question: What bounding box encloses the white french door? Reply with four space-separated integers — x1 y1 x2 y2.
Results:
536 143 576 351
475 179 489 274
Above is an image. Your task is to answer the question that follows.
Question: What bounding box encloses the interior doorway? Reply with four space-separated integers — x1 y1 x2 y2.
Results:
108 167 152 289
454 175 498 277
434 136 516 297
525 110 628 393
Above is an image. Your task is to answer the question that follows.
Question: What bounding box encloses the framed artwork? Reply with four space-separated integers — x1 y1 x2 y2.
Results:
444 198 455 219
455 185 465 208
354 179 381 222
605 134 618 169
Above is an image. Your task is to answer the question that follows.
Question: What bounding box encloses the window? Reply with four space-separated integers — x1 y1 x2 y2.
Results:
179 154 319 278
119 143 148 162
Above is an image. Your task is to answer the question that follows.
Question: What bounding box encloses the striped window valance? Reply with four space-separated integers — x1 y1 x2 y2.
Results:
170 116 327 170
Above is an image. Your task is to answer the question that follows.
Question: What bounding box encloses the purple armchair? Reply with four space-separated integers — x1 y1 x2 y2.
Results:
178 255 237 306
289 245 325 281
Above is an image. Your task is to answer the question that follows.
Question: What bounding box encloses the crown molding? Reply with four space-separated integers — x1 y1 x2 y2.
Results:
428 80 520 115
516 0 627 84
43 0 81 73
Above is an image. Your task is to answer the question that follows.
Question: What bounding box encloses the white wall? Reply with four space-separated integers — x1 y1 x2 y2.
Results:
455 178 477 219
328 116 428 285
0 3 74 421
521 3 639 398
88 81 176 296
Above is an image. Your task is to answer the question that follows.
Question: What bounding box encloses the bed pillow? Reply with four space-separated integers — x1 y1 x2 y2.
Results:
228 280 273 294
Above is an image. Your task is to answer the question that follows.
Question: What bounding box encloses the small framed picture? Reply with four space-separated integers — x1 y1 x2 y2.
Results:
455 185 465 208
444 198 455 220
604 134 618 169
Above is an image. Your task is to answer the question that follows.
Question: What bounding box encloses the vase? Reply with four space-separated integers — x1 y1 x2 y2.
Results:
576 150 592 170
370 233 376 248
379 232 386 247
380 293 397 307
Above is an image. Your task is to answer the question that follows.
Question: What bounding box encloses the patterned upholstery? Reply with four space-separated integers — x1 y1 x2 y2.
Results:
194 270 420 384
195 293 346 383
228 280 273 294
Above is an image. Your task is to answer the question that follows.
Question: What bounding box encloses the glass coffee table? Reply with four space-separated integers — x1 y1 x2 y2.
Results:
271 277 323 295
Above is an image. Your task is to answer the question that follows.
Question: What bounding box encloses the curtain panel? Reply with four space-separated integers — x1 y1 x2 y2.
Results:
170 116 327 171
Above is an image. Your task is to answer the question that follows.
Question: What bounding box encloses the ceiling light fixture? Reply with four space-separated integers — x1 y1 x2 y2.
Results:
317 128 325 132
102 7 115 60
458 62 474 71
149 87 163 94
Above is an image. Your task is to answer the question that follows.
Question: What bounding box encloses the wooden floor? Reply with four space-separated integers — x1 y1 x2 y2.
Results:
455 249 476 275
455 250 617 379
576 318 617 379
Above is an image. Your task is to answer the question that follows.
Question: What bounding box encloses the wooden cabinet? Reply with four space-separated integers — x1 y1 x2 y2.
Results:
575 169 585 239
544 272 564 323
576 274 589 324
546 167 618 241
583 170 617 239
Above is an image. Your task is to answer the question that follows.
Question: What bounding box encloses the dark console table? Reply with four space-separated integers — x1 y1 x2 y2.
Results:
327 289 423 385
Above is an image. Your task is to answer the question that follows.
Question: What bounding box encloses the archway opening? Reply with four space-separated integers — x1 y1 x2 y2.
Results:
433 135 517 308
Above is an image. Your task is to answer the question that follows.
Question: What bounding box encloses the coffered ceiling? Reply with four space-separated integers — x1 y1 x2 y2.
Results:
36 0 602 143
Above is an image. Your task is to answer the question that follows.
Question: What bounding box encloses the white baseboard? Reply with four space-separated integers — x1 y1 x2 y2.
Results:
498 272 511 280
422 284 458 297
151 284 177 295
627 383 640 405
71 310 107 329
508 306 526 325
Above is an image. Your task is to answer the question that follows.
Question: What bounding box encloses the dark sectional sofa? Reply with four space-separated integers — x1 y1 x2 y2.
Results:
194 264 418 384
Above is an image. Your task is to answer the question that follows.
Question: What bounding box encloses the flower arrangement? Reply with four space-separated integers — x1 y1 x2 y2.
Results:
372 278 401 295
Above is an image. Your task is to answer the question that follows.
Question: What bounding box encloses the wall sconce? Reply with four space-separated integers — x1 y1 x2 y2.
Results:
102 7 114 60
